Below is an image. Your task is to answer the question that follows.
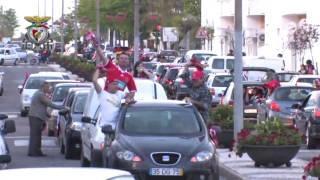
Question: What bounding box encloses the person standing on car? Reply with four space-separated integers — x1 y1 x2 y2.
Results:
180 64 212 124
306 60 315 75
92 68 133 129
28 82 68 157
86 31 136 102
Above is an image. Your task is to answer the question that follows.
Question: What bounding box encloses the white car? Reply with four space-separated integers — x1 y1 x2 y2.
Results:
18 72 68 117
0 48 20 65
206 73 233 106
0 168 134 180
14 48 28 63
80 78 167 167
0 72 4 96
288 74 320 86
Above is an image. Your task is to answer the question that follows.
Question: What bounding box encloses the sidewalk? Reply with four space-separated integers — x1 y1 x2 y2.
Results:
218 149 318 180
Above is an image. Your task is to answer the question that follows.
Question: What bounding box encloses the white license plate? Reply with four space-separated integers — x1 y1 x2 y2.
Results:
149 168 183 176
244 109 257 113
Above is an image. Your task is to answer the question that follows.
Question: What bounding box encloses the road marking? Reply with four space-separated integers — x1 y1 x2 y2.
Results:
14 139 56 147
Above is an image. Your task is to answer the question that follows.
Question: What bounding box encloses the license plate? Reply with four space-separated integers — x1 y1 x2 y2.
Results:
149 168 183 176
244 109 257 113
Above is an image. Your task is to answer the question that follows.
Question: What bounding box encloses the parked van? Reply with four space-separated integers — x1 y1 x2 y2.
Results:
206 56 285 73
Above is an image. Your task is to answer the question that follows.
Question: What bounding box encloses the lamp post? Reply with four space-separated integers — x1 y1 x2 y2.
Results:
73 0 78 56
96 0 100 45
133 0 140 64
61 0 65 53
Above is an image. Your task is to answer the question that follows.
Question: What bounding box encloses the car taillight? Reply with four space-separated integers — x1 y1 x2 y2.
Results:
314 108 320 118
165 79 173 85
209 88 215 95
268 101 280 112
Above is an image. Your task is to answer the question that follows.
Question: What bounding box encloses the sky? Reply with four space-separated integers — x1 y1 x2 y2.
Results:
0 0 73 38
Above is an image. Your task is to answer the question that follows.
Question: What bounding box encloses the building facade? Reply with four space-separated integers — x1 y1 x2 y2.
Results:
201 0 320 71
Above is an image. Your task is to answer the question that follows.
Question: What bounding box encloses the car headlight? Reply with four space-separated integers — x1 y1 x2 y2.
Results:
70 122 82 131
109 175 135 180
23 95 30 102
116 150 142 162
190 151 213 163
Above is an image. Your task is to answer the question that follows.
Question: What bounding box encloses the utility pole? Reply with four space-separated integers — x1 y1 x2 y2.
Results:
38 0 40 16
73 0 78 55
234 0 244 139
133 0 140 64
96 0 100 45
51 0 54 33
61 0 65 53
44 0 46 16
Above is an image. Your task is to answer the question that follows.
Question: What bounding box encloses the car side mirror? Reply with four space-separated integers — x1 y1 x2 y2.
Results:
0 114 8 120
18 85 23 94
4 120 16 134
59 109 69 116
101 125 114 135
81 116 93 123
291 103 302 110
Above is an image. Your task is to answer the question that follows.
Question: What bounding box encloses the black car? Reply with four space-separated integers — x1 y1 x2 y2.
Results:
101 100 219 180
58 89 90 159
292 90 320 149
161 67 182 99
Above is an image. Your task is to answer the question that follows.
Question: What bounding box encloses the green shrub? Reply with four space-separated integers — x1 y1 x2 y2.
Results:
209 105 233 130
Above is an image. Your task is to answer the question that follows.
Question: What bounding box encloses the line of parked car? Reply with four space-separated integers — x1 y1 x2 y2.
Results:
13 70 219 179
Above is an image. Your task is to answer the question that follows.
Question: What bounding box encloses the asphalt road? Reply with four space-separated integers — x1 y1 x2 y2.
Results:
0 63 78 169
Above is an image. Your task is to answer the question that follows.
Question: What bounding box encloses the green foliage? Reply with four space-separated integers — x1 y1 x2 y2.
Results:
209 105 233 130
0 6 18 37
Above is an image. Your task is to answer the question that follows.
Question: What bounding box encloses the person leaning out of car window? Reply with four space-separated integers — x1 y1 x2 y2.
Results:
180 63 212 124
133 61 153 79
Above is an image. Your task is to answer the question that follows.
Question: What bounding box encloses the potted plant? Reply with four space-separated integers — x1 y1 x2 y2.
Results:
235 117 302 167
208 105 234 148
303 155 320 180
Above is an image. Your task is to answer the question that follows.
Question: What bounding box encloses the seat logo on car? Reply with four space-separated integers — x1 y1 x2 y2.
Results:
162 155 170 162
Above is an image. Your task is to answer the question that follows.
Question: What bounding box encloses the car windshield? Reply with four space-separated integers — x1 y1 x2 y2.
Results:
193 53 215 62
123 107 201 135
15 48 23 52
52 86 75 102
72 94 88 114
212 75 233 87
25 77 62 89
276 73 296 82
274 87 313 101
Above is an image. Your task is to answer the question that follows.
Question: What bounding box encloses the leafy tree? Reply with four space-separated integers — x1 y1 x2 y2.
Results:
0 6 19 38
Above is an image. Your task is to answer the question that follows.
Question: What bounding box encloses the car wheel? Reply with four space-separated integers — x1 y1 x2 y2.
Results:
306 126 317 149
90 148 102 167
13 59 18 65
80 149 90 167
20 110 28 117
64 139 74 159
0 88 3 96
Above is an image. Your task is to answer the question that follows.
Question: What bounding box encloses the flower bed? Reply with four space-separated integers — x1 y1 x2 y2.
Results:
303 155 320 179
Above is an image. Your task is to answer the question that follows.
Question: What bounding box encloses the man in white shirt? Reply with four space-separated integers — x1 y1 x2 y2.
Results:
92 68 127 128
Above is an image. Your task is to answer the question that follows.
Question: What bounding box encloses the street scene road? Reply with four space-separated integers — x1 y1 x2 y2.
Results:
0 64 78 168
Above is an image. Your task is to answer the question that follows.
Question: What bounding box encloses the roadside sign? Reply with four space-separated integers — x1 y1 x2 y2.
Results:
162 27 178 42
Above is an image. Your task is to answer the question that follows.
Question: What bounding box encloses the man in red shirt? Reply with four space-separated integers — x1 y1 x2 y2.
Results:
86 31 136 102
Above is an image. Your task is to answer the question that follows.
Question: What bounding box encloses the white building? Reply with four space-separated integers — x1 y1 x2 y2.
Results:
201 0 320 72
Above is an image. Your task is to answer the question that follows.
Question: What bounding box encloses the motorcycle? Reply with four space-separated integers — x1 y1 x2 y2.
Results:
0 114 16 169
27 53 40 65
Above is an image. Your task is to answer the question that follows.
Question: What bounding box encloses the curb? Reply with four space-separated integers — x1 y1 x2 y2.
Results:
219 161 245 180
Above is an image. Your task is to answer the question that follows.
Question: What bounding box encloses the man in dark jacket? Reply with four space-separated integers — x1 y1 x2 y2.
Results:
180 64 212 123
28 81 67 157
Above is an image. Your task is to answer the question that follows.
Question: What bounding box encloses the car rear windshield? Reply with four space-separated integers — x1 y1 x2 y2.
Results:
274 87 313 101
193 53 214 62
243 70 271 82
25 77 62 89
276 73 296 82
212 75 233 87
123 107 201 135
52 86 76 102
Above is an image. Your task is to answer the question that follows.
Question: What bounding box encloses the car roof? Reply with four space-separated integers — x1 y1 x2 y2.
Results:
45 79 79 83
128 100 189 108
242 67 275 72
208 73 231 77
74 89 90 95
54 82 92 87
280 82 314 87
68 87 91 93
276 71 298 74
186 50 216 54
292 74 320 78
28 73 64 78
